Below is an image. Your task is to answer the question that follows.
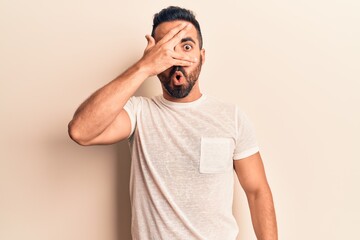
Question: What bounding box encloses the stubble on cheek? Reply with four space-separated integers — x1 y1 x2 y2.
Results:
157 56 203 98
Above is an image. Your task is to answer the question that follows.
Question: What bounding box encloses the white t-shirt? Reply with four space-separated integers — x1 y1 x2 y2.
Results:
123 94 259 240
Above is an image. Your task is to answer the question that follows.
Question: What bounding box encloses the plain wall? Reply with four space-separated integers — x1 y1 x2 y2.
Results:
1 0 359 239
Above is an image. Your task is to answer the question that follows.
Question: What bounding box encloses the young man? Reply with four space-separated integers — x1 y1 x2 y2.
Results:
68 6 278 240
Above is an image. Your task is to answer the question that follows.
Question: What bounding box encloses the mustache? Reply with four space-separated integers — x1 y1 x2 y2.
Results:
169 66 186 77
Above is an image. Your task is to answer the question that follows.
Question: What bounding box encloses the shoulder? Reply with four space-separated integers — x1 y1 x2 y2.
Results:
127 95 154 106
203 95 237 111
126 95 165 111
203 95 253 122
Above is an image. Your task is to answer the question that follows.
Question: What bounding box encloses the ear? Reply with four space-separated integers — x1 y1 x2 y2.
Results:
200 48 206 64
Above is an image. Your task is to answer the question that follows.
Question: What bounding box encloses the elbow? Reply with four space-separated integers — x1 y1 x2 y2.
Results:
244 184 272 200
68 120 91 146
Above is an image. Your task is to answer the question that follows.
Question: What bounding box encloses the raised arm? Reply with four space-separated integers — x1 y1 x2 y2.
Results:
68 22 197 145
234 152 278 240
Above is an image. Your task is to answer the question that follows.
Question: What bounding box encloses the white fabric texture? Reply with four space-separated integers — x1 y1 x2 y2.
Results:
123 94 259 240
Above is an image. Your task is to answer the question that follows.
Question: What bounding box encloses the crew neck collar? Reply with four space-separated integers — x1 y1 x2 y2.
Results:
158 94 207 108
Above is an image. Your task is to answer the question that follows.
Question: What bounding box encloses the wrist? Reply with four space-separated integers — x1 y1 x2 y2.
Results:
134 59 153 79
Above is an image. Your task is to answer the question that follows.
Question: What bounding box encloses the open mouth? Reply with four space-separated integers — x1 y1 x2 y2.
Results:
172 71 185 85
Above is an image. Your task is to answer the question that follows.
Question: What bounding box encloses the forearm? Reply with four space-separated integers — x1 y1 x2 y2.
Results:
246 186 278 240
68 24 195 144
68 61 148 142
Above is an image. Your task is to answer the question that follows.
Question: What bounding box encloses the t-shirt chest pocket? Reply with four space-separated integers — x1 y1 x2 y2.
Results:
199 137 233 173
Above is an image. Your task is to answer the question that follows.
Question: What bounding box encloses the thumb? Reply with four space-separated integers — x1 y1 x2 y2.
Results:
144 35 155 52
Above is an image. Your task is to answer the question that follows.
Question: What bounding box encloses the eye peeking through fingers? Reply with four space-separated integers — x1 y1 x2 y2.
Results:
183 44 193 51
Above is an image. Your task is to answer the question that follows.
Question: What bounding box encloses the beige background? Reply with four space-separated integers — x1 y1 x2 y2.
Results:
1 0 359 239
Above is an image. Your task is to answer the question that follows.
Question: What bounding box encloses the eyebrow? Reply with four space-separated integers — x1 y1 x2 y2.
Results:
181 37 196 44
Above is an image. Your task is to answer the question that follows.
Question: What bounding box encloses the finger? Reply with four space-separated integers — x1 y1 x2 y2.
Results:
171 59 194 67
144 35 155 52
157 22 188 45
171 52 198 63
166 24 192 48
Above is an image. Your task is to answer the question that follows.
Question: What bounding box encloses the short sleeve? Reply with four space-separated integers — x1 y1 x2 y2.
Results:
233 106 260 160
123 96 141 139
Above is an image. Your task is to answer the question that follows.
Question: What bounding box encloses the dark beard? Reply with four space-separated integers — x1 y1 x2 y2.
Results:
158 58 202 99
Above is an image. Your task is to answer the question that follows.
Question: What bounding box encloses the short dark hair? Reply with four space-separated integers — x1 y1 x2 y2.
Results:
151 6 203 49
